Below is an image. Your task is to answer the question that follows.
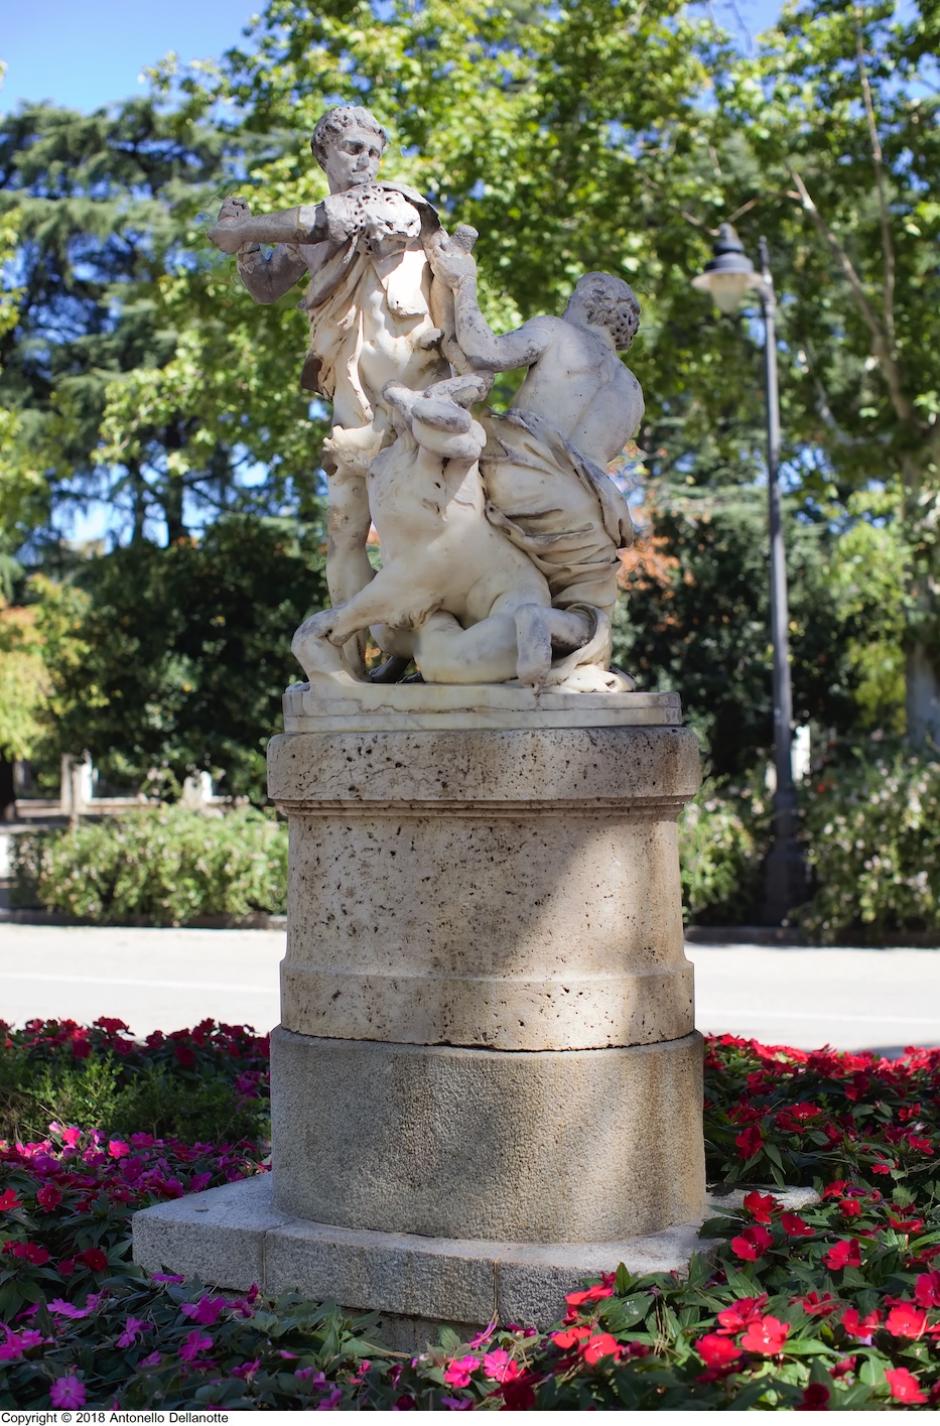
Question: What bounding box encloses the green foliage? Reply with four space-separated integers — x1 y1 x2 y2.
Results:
615 483 859 775
679 779 768 924
11 806 287 926
800 748 940 944
39 516 324 800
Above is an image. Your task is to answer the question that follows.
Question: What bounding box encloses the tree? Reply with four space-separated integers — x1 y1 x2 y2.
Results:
42 517 326 802
714 0 940 746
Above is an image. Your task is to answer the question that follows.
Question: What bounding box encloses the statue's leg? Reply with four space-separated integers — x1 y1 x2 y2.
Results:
326 457 375 676
414 612 520 685
513 605 595 688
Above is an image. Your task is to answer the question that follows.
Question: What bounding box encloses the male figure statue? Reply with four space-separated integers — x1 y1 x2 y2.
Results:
428 237 643 673
209 106 458 667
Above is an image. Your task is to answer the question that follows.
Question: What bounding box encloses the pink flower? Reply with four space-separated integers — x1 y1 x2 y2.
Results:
695 1333 742 1366
179 1330 213 1362
740 1314 790 1356
48 1299 93 1320
443 1355 478 1388
468 1319 497 1350
885 1367 926 1404
50 1375 86 1408
482 1348 518 1382
61 1126 82 1146
108 1139 131 1159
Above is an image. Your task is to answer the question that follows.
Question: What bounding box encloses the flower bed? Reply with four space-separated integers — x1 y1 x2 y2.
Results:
0 1020 938 1409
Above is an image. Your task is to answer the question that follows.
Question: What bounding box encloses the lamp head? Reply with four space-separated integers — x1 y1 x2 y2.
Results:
692 223 760 313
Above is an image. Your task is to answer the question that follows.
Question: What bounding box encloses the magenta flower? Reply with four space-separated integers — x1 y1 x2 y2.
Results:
180 1296 227 1326
116 1316 148 1348
231 1358 261 1379
440 1396 474 1411
50 1375 86 1408
316 1387 344 1410
443 1356 478 1389
179 1330 213 1362
140 1352 162 1368
48 1299 92 1320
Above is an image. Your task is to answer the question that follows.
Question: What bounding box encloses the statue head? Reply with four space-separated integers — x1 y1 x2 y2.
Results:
566 273 640 350
311 106 389 192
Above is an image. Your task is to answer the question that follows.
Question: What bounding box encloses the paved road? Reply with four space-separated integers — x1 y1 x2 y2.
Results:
0 922 937 1054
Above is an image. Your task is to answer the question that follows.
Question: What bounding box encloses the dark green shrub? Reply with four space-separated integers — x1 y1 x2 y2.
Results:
799 748 940 944
679 779 768 924
10 806 287 925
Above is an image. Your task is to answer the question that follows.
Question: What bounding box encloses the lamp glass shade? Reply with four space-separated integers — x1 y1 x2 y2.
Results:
692 268 755 314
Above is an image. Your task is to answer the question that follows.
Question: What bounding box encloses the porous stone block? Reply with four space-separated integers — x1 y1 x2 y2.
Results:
268 723 700 1051
131 1173 717 1335
270 1026 705 1242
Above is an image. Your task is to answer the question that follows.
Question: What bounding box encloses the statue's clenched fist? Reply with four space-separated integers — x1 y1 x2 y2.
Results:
209 195 255 254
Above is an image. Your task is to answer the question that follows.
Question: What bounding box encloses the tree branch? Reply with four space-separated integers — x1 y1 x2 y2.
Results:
789 167 917 428
854 15 897 356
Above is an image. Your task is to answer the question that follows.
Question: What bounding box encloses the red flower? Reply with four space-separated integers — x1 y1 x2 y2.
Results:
735 1126 763 1159
887 1214 924 1233
798 1383 830 1410
94 1017 129 1033
739 1314 790 1356
885 1301 927 1339
915 1271 940 1308
870 1161 892 1175
781 1212 814 1238
551 1325 591 1350
3 1241 50 1266
731 1225 773 1261
565 1276 615 1310
838 1198 862 1219
822 1180 849 1200
502 1378 536 1410
0 1190 21 1212
885 1367 926 1404
717 1295 768 1332
71 1037 92 1060
823 1239 861 1271
829 1356 857 1380
799 1291 839 1318
841 1307 881 1340
173 1043 197 1069
695 1333 741 1366
36 1185 62 1212
581 1333 622 1366
742 1191 778 1224
77 1247 108 1272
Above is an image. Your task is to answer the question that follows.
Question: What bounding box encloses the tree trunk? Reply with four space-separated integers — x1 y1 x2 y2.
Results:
0 756 16 822
906 642 940 751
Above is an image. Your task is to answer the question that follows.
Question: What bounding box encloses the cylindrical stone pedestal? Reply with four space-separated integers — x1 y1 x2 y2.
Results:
266 693 705 1259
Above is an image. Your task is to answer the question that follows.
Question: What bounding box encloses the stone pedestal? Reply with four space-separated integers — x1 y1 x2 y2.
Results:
133 684 704 1339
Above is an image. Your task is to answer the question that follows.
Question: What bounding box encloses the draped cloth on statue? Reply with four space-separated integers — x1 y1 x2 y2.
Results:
480 409 633 615
298 183 443 430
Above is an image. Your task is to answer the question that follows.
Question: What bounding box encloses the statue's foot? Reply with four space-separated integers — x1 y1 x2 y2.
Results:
514 605 553 689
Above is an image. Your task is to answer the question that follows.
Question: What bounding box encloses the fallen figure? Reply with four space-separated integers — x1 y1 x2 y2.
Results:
291 374 603 687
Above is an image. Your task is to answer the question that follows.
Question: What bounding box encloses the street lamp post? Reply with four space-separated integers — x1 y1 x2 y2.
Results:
692 224 806 923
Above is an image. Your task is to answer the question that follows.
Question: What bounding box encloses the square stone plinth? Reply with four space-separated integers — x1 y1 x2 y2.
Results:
133 1174 815 1348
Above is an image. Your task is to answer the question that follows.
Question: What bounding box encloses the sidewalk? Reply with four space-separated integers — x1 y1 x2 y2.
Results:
0 922 937 1053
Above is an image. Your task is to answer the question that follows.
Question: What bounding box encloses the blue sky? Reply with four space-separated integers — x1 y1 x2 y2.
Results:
1 0 785 115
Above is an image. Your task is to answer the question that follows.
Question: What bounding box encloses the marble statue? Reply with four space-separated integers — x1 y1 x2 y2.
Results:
209 106 643 692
